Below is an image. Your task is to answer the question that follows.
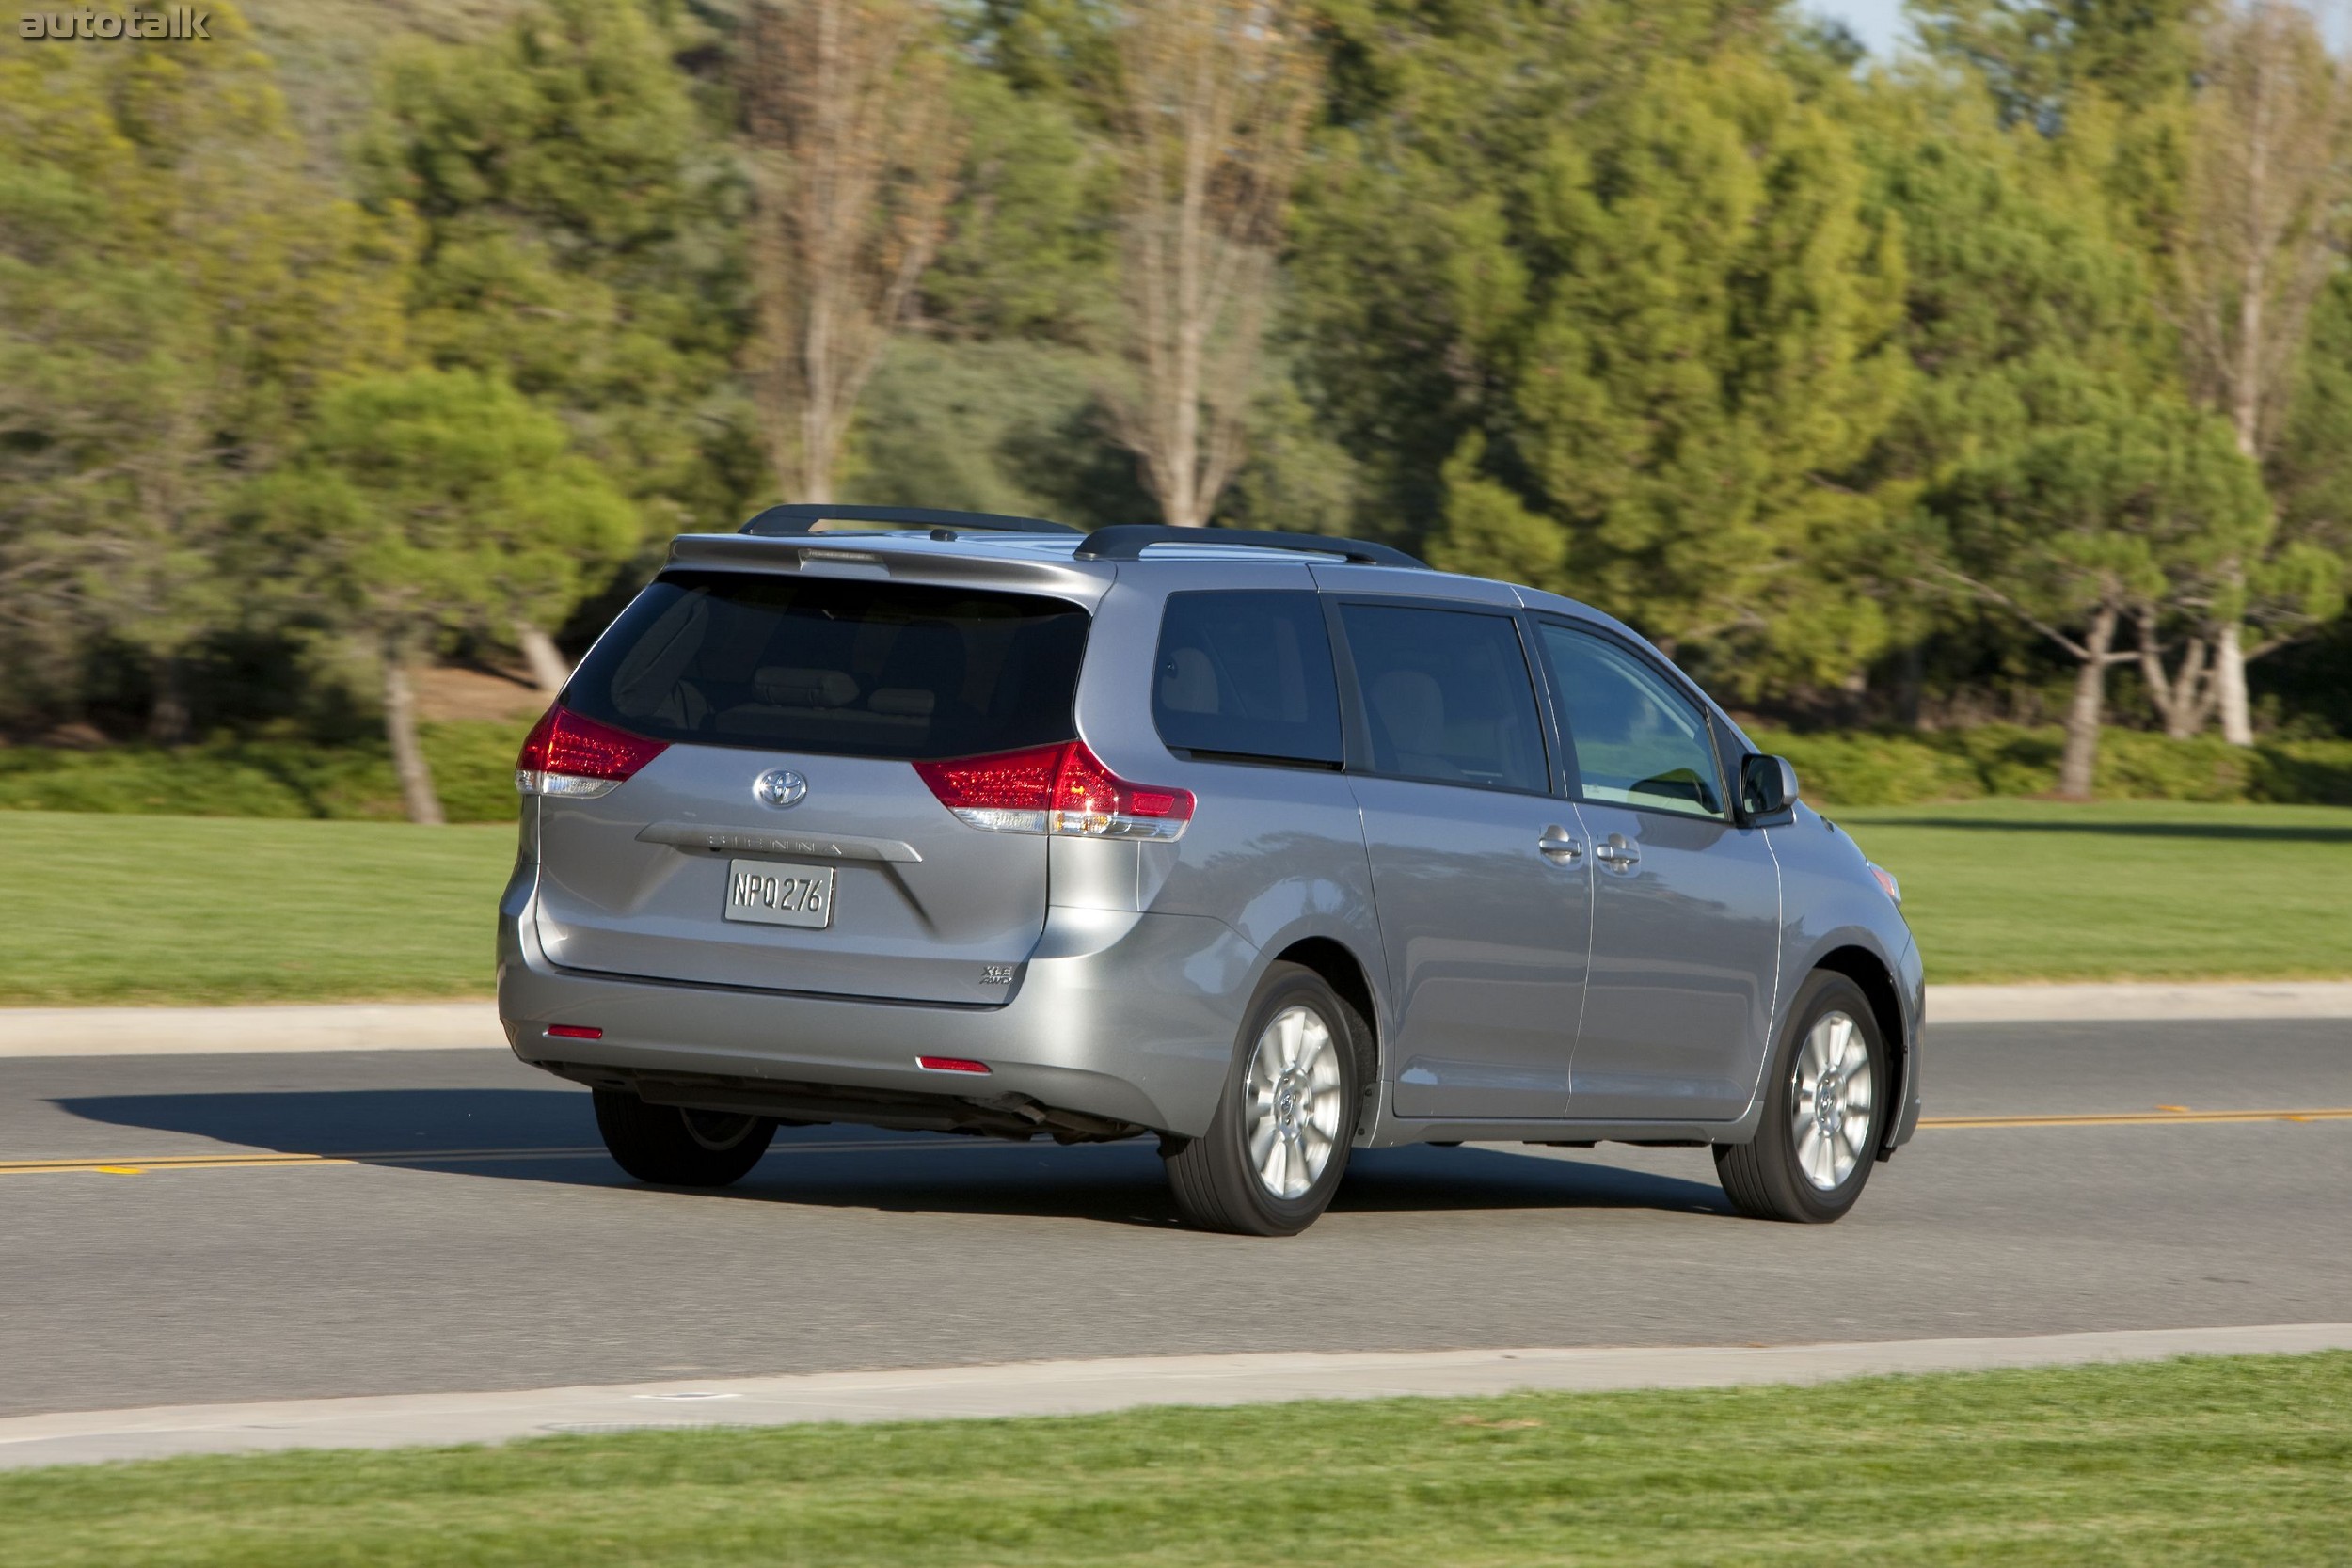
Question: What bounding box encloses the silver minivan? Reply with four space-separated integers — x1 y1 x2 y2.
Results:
499 506 1922 1235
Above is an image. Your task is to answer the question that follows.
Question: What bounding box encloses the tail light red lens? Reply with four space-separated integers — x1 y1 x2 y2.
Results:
516 705 669 799
914 740 1194 840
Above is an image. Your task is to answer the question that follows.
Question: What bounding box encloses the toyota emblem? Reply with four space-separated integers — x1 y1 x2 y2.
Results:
754 768 808 808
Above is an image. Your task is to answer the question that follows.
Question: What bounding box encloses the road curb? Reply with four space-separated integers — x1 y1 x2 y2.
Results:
0 1002 505 1057
1 1324 2345 1470
1928 980 2352 1023
6 982 2352 1057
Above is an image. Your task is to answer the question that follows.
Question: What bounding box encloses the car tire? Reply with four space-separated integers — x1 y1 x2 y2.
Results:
593 1089 776 1188
1164 962 1368 1236
1714 971 1887 1224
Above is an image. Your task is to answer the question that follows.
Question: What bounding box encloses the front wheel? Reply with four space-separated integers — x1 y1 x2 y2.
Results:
1713 972 1887 1223
1164 963 1367 1236
594 1089 776 1188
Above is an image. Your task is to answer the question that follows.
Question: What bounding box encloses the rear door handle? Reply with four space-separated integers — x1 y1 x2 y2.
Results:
1595 839 1640 869
1537 828 1582 863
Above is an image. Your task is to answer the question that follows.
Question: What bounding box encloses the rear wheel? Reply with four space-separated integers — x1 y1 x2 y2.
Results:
594 1089 776 1188
1713 972 1886 1223
1164 963 1366 1236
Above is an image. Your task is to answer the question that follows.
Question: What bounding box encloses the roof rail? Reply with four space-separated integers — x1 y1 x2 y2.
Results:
1073 524 1424 568
740 503 1082 538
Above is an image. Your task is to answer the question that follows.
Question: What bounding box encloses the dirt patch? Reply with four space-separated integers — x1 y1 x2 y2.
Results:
418 664 548 723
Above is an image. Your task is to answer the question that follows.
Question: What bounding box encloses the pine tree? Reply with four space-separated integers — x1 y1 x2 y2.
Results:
1420 45 1910 691
250 370 637 823
362 0 751 687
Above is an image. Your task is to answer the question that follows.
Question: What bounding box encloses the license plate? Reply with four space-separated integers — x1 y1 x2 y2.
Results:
723 859 834 929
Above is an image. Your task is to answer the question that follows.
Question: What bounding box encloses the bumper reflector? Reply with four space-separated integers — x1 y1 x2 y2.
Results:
547 1024 604 1040
916 1056 991 1074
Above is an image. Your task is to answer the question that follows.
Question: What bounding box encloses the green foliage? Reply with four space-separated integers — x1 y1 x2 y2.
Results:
1447 47 1909 689
0 722 531 823
1752 725 2352 806
1910 0 2209 132
251 367 639 656
0 1 412 729
1 0 2348 756
2258 271 2352 635
1299 5 1909 688
360 0 756 536
1857 73 2266 700
923 62 1119 341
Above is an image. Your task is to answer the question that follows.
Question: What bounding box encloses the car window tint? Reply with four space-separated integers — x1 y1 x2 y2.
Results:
1337 604 1548 793
1537 623 1726 819
1152 592 1343 767
567 571 1089 760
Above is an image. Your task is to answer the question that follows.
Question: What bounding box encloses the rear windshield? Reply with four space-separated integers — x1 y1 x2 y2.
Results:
567 570 1090 761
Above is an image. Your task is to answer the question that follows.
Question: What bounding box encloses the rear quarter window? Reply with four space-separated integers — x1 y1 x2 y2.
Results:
1152 591 1343 768
567 570 1089 761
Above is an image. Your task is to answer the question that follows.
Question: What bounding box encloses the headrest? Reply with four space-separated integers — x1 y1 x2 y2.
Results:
1159 646 1219 714
755 667 858 708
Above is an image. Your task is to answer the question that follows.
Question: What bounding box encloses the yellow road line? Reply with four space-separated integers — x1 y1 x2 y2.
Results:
1919 1108 2352 1130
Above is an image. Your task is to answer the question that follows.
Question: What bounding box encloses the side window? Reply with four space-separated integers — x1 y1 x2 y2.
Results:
1536 623 1727 820
1336 603 1548 793
1152 591 1343 767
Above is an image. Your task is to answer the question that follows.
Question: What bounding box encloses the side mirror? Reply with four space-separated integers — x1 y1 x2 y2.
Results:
1740 753 1799 818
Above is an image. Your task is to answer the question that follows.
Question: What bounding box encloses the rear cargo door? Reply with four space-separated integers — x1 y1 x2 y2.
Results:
532 569 1090 1006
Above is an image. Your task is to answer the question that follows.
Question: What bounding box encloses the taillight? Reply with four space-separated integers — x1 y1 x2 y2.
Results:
914 740 1194 841
515 705 669 799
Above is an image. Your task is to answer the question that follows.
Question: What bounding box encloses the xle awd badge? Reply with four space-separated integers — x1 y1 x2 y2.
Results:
754 768 808 808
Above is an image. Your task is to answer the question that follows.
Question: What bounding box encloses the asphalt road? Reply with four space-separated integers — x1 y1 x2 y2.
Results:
3 1020 2348 1419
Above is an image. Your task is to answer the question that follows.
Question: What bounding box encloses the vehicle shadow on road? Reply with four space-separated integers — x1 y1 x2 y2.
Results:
52 1088 1731 1227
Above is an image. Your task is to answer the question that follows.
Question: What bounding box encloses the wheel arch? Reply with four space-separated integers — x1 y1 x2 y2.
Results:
1809 942 1908 1158
1270 935 1383 1094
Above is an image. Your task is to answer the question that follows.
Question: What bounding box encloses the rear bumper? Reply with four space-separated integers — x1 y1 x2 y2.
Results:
497 864 1256 1138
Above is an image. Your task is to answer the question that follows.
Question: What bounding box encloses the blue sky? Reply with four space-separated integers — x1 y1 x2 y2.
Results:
1805 0 1913 55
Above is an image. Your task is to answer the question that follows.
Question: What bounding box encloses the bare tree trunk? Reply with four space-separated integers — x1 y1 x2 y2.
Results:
383 634 445 827
742 0 958 504
1104 0 1316 529
516 622 570 700
147 655 190 745
2058 604 2119 801
2136 607 2220 739
2216 621 2256 744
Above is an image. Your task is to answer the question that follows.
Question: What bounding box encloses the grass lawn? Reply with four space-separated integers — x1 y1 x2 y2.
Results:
2 1354 2346 1566
1836 800 2352 984
1 799 2347 1006
0 812 515 1006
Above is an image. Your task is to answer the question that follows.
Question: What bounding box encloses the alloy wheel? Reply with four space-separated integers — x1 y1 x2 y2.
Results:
1788 1009 1876 1190
1242 1004 1344 1199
